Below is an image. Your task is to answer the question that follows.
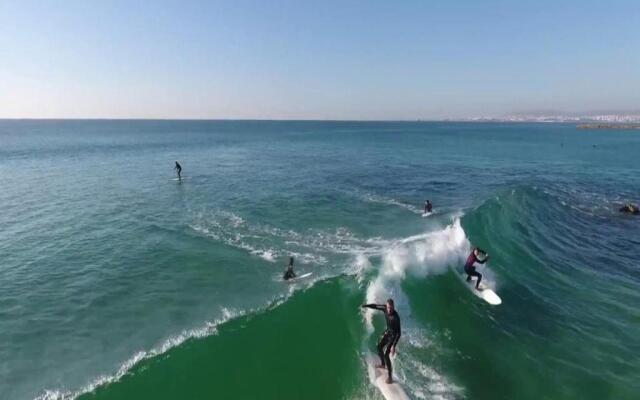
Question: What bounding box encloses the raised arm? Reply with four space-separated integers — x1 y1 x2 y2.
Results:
361 304 385 311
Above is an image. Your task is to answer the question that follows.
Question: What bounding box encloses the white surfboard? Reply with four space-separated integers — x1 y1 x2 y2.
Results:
286 272 312 282
365 353 410 400
465 277 501 305
421 211 433 218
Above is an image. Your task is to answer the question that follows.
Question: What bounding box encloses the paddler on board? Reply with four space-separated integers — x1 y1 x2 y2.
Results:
283 256 296 281
174 161 182 181
619 203 639 215
424 200 433 214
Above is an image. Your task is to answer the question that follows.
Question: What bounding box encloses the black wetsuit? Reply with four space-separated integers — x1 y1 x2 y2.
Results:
362 304 401 380
465 251 488 289
620 205 639 215
175 162 182 179
283 267 296 280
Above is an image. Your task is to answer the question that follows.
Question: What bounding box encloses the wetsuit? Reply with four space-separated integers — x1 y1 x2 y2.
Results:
362 304 401 380
426 202 432 213
175 162 182 179
620 205 639 215
465 251 488 289
283 267 296 280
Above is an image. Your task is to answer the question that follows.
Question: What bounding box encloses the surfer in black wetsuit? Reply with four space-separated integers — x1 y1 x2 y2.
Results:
619 203 639 215
174 161 182 180
361 299 401 384
283 256 296 281
424 200 433 214
465 247 489 290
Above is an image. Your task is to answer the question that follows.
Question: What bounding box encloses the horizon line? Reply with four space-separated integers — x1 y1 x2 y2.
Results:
0 117 583 123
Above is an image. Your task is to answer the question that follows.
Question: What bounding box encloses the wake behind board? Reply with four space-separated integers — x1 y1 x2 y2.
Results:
286 272 312 282
465 277 501 305
366 353 410 400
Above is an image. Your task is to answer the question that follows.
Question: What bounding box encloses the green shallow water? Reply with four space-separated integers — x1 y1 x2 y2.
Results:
1 120 638 400
80 278 367 400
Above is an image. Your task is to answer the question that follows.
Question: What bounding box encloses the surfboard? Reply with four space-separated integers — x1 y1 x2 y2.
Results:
465 277 501 305
421 211 433 218
365 353 410 400
286 272 312 282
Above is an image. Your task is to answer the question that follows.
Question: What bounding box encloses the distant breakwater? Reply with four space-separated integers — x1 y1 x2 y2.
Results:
577 123 640 129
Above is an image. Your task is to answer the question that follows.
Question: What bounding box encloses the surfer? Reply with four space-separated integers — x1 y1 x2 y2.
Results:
361 299 401 384
465 247 489 290
174 161 182 180
283 256 296 281
619 203 639 215
424 200 433 214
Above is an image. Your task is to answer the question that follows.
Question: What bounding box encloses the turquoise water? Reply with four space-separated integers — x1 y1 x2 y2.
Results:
1 120 638 400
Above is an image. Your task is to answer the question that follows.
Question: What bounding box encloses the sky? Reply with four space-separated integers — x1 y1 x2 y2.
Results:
0 0 639 120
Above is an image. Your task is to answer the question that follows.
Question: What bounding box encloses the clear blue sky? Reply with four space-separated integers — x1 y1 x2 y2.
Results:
1 0 638 119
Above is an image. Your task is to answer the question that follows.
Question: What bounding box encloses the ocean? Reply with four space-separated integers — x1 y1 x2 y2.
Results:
1 120 638 400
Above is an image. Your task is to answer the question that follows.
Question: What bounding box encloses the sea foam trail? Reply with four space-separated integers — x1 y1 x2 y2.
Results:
190 209 391 266
362 218 470 400
350 189 424 215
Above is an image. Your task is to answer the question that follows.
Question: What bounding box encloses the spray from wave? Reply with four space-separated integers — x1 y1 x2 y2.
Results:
361 218 470 400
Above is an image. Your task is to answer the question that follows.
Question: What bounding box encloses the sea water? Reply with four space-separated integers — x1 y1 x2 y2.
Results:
0 120 638 399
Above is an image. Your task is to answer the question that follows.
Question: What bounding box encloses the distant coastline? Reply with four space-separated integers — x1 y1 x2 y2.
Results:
1 115 640 125
457 112 640 124
577 123 640 130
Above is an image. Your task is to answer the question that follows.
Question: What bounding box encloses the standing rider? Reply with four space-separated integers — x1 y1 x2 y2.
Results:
361 299 402 384
174 161 182 180
465 247 489 290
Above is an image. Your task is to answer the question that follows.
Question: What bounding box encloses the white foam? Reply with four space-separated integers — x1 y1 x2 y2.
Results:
404 359 464 400
189 209 392 267
254 248 276 262
288 251 328 265
354 190 423 214
366 218 469 300
362 218 471 398
403 328 435 349
190 211 289 263
348 253 373 284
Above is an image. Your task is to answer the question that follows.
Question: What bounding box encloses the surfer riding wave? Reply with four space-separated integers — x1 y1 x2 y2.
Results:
464 247 489 290
361 299 401 384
